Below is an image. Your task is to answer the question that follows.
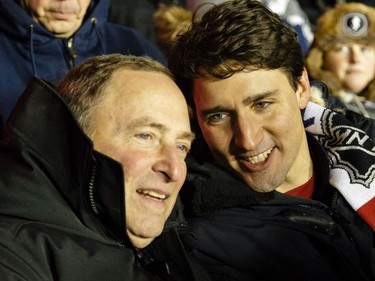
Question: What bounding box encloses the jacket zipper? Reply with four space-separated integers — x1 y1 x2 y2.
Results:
67 37 77 67
88 161 99 214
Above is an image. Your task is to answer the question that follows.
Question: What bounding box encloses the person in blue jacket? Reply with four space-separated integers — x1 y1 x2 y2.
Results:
0 0 166 130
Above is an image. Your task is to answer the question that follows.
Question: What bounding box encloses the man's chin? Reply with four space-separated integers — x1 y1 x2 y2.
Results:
42 21 81 38
127 227 163 249
128 235 154 249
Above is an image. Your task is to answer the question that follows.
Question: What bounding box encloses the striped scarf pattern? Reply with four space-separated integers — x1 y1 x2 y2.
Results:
303 102 375 231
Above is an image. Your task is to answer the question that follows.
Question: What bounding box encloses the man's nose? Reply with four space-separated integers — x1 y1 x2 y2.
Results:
233 115 263 150
153 145 185 183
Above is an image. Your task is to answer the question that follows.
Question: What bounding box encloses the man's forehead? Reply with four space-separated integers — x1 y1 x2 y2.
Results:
127 117 166 130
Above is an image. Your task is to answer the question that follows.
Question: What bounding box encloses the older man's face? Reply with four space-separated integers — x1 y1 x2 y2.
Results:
26 0 91 38
90 69 194 248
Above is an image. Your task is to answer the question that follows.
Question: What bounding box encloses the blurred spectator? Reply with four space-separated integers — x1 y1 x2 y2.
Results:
306 2 375 119
154 4 193 57
263 0 314 53
0 0 165 132
297 0 375 27
108 0 186 44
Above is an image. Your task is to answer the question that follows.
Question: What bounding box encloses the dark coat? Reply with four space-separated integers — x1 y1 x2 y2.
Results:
181 133 375 281
0 77 210 281
310 80 375 139
0 0 166 127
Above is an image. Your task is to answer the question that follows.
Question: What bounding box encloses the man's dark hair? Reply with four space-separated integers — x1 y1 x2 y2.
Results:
169 0 305 106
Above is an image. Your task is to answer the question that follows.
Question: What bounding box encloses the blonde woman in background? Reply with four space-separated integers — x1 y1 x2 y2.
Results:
306 2 375 119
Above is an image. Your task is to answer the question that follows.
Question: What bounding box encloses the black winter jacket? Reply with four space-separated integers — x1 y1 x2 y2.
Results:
0 77 210 281
181 134 375 281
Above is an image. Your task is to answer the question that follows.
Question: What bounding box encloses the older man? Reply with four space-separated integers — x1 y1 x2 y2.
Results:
0 54 210 280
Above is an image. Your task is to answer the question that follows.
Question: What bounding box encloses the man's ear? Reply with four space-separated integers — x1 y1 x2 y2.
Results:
297 68 310 109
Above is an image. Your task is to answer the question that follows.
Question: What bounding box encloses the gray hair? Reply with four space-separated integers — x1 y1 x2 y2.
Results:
56 54 172 135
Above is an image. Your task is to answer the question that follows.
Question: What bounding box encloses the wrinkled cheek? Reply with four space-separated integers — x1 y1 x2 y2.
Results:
78 0 91 15
120 150 148 172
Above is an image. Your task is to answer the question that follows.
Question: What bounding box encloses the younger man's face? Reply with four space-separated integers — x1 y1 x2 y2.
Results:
193 69 311 193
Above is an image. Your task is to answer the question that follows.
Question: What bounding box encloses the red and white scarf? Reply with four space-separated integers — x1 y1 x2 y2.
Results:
303 102 375 231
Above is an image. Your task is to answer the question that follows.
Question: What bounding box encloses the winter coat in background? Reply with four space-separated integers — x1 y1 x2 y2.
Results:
0 0 166 128
309 80 375 139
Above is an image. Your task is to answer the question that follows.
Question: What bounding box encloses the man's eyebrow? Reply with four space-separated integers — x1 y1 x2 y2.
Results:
179 131 196 142
242 90 278 106
200 90 279 117
128 117 195 141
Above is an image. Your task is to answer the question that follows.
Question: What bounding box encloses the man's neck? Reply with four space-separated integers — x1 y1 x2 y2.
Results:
276 137 314 193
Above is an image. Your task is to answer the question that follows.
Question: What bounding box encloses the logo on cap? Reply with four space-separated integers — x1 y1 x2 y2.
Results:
342 12 368 36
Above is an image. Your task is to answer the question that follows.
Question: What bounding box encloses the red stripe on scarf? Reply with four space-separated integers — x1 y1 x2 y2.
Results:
357 197 375 232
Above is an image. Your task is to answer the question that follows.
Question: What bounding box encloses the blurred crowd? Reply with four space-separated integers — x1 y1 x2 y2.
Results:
0 0 374 280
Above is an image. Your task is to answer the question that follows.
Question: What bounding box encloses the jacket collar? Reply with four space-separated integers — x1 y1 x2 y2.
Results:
2 77 128 244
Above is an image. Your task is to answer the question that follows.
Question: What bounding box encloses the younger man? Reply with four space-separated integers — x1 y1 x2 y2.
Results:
169 0 375 280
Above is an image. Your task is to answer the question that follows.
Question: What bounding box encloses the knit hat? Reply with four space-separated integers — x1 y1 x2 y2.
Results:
313 2 375 50
306 2 375 100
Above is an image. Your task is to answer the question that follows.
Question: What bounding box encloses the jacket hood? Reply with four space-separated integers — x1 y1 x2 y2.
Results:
0 77 128 244
0 0 108 43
